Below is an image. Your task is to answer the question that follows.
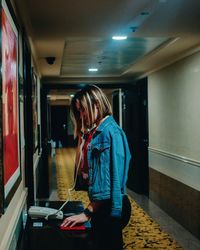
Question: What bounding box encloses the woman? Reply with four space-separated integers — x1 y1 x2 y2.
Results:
61 85 132 250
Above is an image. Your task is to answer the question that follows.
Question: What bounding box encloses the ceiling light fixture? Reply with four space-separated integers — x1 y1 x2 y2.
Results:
88 68 98 72
112 36 127 40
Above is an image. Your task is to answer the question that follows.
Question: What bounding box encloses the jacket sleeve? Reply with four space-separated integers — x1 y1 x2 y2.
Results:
110 130 126 217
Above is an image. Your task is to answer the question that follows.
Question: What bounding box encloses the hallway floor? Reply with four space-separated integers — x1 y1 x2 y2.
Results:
127 190 200 250
48 148 200 250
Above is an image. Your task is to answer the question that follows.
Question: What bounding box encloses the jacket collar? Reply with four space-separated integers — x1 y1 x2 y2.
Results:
96 115 114 132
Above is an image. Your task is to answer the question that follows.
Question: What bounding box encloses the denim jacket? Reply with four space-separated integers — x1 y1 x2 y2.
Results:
87 115 131 217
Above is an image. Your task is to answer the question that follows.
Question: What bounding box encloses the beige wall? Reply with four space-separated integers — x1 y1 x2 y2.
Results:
148 50 200 191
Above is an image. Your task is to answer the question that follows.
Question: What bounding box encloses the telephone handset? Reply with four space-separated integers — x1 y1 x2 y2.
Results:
28 206 64 219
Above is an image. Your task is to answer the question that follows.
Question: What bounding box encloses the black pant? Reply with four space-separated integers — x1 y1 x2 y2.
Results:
90 195 131 250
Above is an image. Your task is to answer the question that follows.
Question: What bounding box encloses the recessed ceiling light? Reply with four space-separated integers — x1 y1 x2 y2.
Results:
112 36 127 40
88 68 98 72
140 11 150 16
130 26 138 32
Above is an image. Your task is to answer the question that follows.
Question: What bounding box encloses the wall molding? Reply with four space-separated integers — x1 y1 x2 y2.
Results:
149 147 200 191
139 44 200 80
149 147 200 168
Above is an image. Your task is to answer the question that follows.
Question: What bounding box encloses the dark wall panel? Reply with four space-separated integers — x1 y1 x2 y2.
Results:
149 167 200 239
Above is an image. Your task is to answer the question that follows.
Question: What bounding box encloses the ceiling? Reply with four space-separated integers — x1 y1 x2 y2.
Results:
14 0 200 84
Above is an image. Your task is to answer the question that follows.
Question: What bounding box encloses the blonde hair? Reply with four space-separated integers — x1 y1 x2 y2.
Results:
70 85 112 138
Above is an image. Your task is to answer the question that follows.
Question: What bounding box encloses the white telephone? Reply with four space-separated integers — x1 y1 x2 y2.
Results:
28 206 63 220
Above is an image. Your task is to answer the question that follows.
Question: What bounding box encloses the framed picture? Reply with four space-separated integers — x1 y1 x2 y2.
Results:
32 69 38 152
0 0 21 213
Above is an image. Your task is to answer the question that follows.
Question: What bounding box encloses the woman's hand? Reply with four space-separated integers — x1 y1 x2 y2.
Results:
61 213 89 227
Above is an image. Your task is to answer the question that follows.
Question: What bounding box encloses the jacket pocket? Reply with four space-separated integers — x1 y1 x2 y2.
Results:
93 141 110 153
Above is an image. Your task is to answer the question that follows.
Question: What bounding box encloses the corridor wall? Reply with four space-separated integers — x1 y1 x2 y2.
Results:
148 49 200 239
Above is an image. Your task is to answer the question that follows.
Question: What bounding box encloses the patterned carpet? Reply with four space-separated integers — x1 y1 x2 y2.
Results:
55 148 183 250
